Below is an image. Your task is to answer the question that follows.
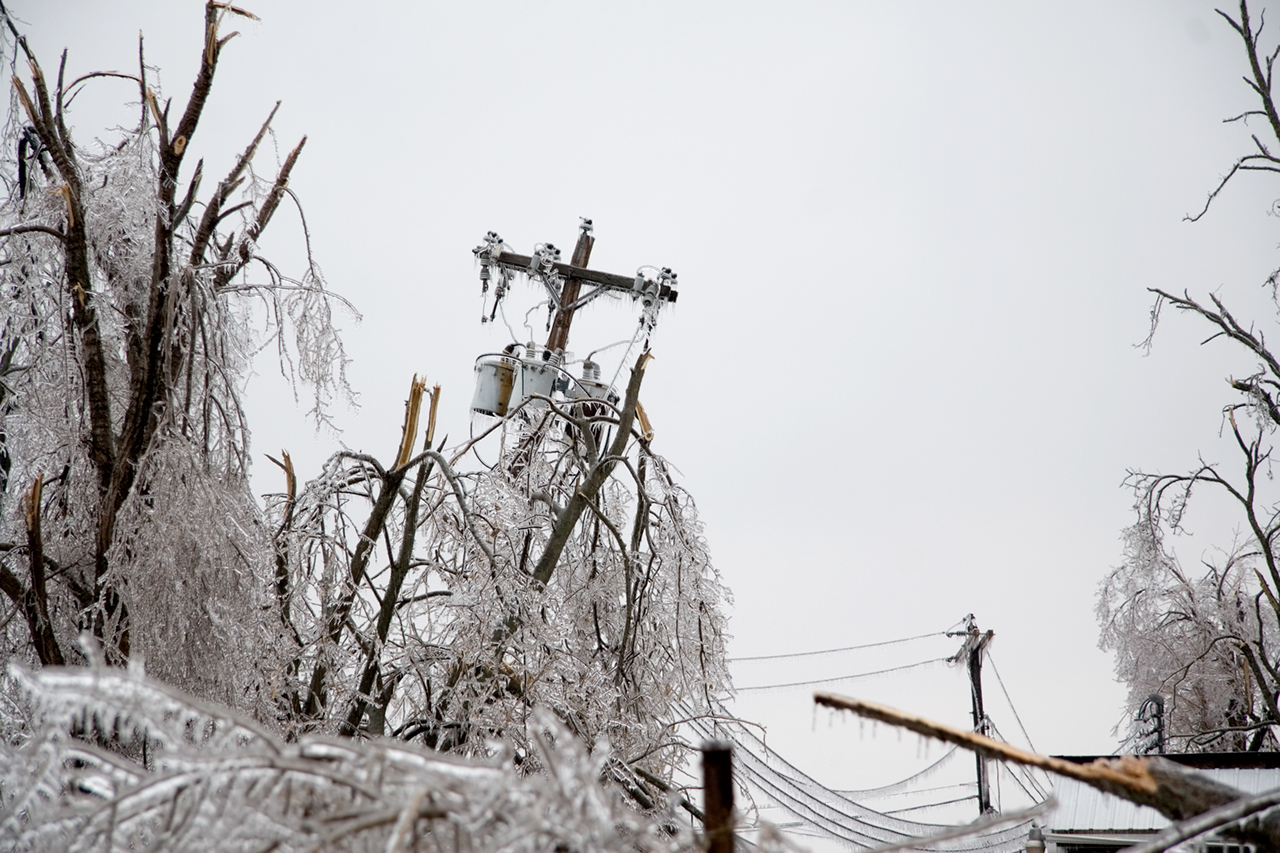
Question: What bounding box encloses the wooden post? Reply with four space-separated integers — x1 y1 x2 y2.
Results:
702 741 734 853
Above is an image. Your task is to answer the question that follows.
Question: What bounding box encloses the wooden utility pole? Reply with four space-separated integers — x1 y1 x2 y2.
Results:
702 742 735 853
545 222 595 354
969 628 994 814
948 615 994 815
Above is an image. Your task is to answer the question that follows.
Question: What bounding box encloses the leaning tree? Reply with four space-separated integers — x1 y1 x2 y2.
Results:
262 237 731 806
1098 0 1280 753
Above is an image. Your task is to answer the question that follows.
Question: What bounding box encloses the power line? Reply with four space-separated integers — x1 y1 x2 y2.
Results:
988 654 1037 754
983 724 1042 804
835 749 964 799
730 630 949 662
985 718 1049 802
883 794 978 816
735 657 948 692
682 701 1036 852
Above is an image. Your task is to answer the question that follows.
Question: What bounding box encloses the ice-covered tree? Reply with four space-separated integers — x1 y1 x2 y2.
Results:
1098 0 1280 752
0 665 702 852
267 322 730 809
0 1 348 712
0 0 731 824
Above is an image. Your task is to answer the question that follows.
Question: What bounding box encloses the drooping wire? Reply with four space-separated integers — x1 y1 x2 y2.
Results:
736 657 949 692
607 321 644 389
834 747 963 799
497 298 520 345
883 794 978 816
586 337 639 362
731 630 949 662
988 654 1037 754
522 300 548 342
683 708 927 845
680 701 1037 851
985 717 1049 802
858 782 977 803
467 418 495 471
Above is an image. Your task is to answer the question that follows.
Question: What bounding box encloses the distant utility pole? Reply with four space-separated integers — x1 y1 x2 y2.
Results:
474 218 679 359
949 615 995 815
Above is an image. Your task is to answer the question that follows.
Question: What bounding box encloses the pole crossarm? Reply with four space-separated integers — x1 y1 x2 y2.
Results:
473 221 679 357
486 250 679 305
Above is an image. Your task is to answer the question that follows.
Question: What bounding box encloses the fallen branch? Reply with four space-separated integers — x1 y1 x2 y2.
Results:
814 691 1280 849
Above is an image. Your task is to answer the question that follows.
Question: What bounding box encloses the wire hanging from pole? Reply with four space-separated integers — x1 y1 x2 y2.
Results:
679 700 1041 852
731 630 950 662
735 657 949 692
987 654 1038 754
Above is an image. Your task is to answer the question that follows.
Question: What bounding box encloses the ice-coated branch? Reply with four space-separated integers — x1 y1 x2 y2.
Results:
3 667 693 853
815 692 1280 848
1185 1 1280 222
14 54 115 490
1147 289 1280 392
1126 787 1280 853
187 100 280 268
0 223 64 240
214 134 308 290
0 1 353 714
22 473 61 665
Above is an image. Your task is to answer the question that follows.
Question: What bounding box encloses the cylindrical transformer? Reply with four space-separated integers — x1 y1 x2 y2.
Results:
470 354 516 417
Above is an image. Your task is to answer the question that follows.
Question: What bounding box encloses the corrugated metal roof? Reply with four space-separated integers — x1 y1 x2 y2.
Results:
1050 768 1280 832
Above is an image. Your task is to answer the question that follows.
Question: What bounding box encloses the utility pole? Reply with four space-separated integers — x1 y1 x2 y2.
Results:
949 615 995 815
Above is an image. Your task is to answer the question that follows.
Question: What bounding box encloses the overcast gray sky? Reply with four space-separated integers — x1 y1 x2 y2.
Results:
22 0 1280 796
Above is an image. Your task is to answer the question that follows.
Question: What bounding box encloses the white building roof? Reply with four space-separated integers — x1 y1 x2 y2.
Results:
1050 766 1280 833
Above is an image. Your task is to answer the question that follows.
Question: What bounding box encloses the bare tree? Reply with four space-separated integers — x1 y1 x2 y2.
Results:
0 2 349 712
1099 0 1280 753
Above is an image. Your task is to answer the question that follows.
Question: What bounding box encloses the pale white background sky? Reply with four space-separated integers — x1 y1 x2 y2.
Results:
21 0 1280 803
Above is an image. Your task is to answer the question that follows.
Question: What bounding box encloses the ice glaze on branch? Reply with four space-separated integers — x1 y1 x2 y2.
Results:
0 1 350 707
816 692 1280 849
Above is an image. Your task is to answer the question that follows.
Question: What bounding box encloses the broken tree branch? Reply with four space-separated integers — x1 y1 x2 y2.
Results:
814 692 1280 848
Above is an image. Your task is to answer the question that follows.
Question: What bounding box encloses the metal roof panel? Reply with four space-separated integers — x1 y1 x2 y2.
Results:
1049 767 1280 832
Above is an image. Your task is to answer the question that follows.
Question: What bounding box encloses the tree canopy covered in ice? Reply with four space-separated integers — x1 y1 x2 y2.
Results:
0 2 732 842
